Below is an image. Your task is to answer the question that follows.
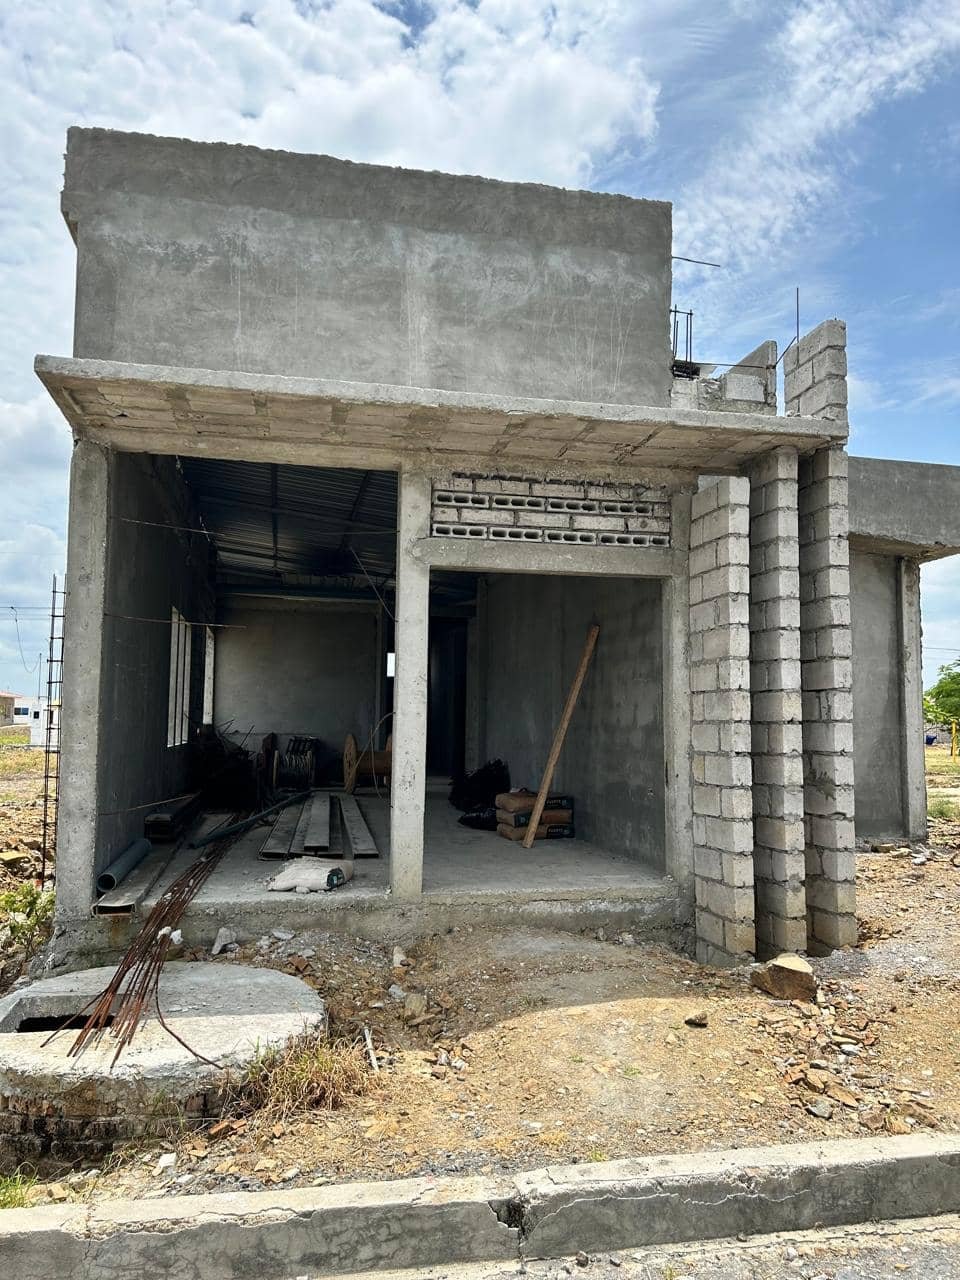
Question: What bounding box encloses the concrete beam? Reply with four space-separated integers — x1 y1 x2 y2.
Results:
56 440 110 921
415 536 684 580
389 468 431 900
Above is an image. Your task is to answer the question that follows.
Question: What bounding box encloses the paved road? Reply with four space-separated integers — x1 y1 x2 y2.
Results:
324 1214 960 1280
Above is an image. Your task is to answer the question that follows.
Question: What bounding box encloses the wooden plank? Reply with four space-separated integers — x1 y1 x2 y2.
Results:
260 800 306 858
303 792 331 851
522 624 599 849
288 801 313 857
338 794 380 858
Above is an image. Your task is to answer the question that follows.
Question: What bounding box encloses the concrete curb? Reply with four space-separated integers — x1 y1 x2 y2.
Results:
1 1135 958 1277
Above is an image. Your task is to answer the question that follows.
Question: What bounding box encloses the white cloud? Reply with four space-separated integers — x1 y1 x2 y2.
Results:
671 0 960 352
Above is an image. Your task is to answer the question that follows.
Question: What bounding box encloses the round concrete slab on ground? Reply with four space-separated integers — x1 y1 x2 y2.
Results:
0 962 326 1163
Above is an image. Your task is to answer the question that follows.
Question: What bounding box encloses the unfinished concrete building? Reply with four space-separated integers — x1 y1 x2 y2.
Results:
36 129 960 965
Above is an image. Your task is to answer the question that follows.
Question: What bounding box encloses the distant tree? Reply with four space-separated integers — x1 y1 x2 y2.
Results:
925 660 960 725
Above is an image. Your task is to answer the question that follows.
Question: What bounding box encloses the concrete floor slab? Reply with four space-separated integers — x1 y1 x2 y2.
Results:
146 789 666 906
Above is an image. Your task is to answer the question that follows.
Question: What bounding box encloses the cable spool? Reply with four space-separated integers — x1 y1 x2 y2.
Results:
273 739 315 789
343 732 392 793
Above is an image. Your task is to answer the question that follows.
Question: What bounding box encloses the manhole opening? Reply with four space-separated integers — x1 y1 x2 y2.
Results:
16 1013 113 1034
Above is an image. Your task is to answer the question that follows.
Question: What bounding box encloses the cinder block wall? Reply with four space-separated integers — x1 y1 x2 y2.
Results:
688 476 755 964
749 448 807 956
798 447 858 953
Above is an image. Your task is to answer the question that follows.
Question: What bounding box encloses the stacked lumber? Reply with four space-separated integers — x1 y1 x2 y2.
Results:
495 791 575 842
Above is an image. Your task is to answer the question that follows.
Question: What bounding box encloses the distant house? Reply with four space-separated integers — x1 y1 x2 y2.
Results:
0 692 16 727
11 696 57 746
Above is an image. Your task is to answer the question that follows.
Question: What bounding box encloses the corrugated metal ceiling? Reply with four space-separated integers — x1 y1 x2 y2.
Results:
179 457 398 592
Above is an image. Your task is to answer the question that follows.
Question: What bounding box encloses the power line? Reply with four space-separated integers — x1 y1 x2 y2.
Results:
8 608 42 675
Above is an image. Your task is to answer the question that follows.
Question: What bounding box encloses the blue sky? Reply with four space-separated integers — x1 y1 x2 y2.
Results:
1 0 958 694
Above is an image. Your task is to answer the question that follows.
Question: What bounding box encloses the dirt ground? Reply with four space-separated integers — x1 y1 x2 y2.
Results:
3 748 959 1206
0 732 45 895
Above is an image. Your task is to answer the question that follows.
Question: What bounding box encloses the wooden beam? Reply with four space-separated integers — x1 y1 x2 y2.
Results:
522 624 600 849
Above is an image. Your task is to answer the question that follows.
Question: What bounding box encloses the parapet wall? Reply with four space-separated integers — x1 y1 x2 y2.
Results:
63 128 673 406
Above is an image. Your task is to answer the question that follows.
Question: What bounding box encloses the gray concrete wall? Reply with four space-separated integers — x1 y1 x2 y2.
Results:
849 456 960 560
96 453 215 871
481 574 664 865
214 600 378 756
62 128 673 406
850 548 904 838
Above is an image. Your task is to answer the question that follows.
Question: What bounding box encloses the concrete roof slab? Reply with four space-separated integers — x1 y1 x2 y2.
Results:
37 354 846 475
849 456 960 560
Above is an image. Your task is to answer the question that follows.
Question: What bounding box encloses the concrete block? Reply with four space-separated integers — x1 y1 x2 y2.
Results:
690 663 719 693
750 629 800 663
704 816 754 855
800 597 851 630
721 787 755 823
802 721 854 754
811 444 849 483
806 878 856 914
719 721 753 754
768 848 806 881
693 783 722 818
802 658 853 692
809 908 858 950
799 378 848 419
721 849 754 885
704 754 752 789
694 846 722 881
704 626 751 660
702 687 752 724
694 906 725 948
819 848 857 881
692 723 720 753
760 881 807 918
809 816 856 851
723 918 756 956
715 594 751 627
689 543 717 577
691 485 719 520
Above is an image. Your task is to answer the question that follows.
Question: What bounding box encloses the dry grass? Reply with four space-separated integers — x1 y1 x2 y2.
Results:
928 796 960 820
0 727 29 747
0 1169 36 1209
229 1032 373 1124
0 746 43 783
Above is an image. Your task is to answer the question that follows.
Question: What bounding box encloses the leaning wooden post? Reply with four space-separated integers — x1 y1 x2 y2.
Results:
522 624 600 849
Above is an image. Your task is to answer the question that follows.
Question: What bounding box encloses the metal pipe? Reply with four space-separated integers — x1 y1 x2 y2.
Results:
96 837 152 894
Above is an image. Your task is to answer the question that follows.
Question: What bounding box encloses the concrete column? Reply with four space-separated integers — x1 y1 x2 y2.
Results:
749 448 807 957
663 493 693 897
688 476 755 965
56 440 111 921
899 557 926 840
389 467 431 900
798 445 858 953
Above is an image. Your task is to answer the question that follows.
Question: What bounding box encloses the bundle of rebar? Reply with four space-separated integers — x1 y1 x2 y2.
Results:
63 826 239 1067
55 792 311 1066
